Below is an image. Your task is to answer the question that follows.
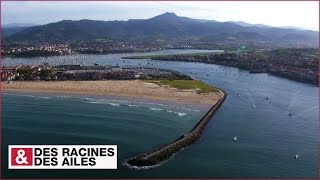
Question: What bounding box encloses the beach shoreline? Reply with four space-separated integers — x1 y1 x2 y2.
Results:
3 90 212 113
2 80 223 106
3 80 227 169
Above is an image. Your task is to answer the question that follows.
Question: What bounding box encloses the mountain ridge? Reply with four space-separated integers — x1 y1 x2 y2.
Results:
4 12 318 46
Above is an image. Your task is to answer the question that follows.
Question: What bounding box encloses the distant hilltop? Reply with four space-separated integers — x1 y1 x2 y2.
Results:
3 12 318 47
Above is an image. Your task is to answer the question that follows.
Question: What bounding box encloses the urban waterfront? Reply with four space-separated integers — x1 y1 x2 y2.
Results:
2 49 318 178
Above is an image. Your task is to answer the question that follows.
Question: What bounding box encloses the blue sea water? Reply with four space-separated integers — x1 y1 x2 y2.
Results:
2 49 318 178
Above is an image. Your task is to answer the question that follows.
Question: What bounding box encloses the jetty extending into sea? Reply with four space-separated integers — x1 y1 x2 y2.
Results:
126 90 226 168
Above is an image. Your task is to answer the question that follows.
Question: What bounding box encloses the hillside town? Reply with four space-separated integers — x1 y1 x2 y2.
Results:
2 37 317 58
130 48 318 85
1 43 73 57
1 40 161 57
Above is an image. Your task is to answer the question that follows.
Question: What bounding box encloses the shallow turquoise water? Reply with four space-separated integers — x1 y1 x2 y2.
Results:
2 49 318 178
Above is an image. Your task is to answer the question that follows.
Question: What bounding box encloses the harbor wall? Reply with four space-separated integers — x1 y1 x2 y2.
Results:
126 90 227 167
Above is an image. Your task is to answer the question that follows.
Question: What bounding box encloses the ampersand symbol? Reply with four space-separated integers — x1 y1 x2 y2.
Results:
15 149 28 165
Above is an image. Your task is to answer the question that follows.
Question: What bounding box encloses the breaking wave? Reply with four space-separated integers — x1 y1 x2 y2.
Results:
86 99 190 117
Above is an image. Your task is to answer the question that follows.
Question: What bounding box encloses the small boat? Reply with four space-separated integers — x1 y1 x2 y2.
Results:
295 155 299 159
233 137 238 141
238 94 241 97
253 105 256 109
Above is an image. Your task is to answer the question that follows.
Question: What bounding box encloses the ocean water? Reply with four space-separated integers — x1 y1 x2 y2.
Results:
2 49 318 178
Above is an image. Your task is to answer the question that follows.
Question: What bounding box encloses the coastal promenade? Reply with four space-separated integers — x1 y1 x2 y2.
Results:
126 89 226 168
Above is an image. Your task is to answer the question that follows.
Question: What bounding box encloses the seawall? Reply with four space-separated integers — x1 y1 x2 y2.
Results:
126 90 227 168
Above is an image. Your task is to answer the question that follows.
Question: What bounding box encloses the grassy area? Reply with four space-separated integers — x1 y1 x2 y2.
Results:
146 80 219 93
122 52 214 59
122 55 159 59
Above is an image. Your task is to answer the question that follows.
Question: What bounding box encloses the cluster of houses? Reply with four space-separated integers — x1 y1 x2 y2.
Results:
224 50 317 84
1 64 189 82
2 66 21 81
2 43 73 57
2 40 163 57
149 48 318 85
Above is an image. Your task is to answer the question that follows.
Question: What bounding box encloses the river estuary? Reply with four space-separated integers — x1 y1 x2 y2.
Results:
2 49 318 178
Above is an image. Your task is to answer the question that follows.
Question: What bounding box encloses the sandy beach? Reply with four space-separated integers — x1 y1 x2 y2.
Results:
2 80 224 105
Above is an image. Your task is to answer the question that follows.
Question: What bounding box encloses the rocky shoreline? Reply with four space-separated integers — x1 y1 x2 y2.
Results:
126 90 226 168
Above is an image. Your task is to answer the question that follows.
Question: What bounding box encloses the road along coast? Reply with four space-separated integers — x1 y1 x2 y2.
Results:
126 89 226 168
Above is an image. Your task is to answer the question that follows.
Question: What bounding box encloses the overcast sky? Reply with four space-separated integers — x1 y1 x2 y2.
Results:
1 1 319 31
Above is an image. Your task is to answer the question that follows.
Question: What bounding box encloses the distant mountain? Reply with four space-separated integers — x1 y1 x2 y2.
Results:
227 21 273 28
227 21 311 31
2 27 30 38
279 26 306 31
2 23 37 28
2 23 37 38
5 12 318 46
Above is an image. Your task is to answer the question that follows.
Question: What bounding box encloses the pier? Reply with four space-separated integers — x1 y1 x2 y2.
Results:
126 90 226 168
